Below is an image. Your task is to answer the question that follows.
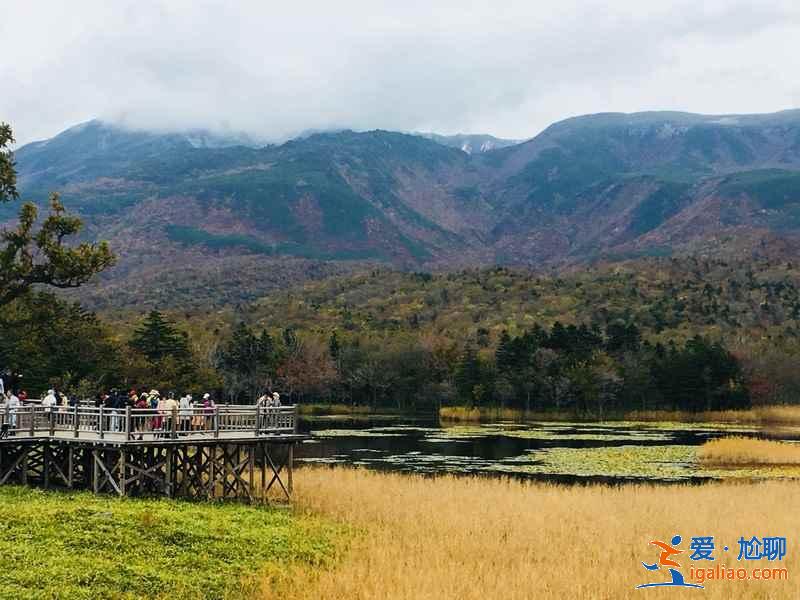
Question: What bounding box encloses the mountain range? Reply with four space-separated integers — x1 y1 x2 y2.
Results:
7 110 800 308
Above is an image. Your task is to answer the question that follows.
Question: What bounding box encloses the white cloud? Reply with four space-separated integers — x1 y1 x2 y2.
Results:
2 0 799 145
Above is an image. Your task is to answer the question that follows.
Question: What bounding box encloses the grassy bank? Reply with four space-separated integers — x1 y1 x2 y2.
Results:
440 404 800 425
700 437 800 466
439 406 578 422
298 404 392 416
625 405 800 425
262 467 799 599
0 486 344 600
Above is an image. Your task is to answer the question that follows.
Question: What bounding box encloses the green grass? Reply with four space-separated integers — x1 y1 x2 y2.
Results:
0 486 346 600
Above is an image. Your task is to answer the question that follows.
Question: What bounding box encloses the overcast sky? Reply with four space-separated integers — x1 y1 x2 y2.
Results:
2 1 800 145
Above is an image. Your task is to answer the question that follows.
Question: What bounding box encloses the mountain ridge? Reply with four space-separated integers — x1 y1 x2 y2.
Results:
7 109 800 308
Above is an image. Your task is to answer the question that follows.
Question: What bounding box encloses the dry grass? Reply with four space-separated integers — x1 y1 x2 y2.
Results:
441 404 800 425
626 406 800 425
439 406 585 422
259 467 798 599
699 437 800 466
297 404 376 416
439 406 530 422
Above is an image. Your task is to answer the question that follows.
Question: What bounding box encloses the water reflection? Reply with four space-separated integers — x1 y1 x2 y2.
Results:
296 416 800 484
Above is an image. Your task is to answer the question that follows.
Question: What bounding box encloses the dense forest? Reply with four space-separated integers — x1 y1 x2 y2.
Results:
3 255 800 414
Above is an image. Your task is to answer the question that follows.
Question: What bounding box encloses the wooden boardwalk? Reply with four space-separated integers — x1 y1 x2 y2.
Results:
0 405 306 502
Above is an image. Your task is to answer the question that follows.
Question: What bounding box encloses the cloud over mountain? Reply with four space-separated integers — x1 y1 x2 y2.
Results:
3 1 800 145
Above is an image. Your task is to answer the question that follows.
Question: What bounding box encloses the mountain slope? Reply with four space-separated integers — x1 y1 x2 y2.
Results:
8 110 800 308
476 110 800 263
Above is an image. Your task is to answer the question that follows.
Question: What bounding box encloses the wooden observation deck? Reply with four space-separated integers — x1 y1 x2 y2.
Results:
0 404 306 502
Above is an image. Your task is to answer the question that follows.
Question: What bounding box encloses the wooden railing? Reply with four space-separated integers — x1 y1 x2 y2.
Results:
0 405 298 441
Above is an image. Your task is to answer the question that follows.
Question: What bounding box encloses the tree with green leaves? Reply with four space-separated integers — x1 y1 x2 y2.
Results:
0 292 121 395
217 322 278 402
0 122 115 306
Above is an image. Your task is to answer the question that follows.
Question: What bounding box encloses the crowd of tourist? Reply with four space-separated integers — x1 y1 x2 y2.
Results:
0 385 283 439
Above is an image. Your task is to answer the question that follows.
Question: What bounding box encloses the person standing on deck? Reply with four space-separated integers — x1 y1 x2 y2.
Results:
134 392 149 439
202 393 215 430
56 390 68 430
42 389 57 413
151 390 163 433
191 395 203 431
256 393 269 433
7 390 19 433
163 393 178 436
111 390 124 432
126 389 137 411
179 394 191 432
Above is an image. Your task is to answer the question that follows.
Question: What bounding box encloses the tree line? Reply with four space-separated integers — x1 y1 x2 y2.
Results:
0 293 750 416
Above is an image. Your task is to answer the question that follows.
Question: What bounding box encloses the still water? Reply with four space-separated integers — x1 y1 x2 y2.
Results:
295 415 800 484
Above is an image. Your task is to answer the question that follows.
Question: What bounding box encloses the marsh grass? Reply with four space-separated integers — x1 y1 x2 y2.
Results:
261 467 800 600
441 405 800 426
0 486 343 600
439 406 569 422
626 406 800 425
700 436 800 466
298 404 390 416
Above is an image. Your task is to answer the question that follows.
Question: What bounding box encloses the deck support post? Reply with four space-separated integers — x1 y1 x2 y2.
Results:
248 444 255 501
287 444 294 495
92 449 99 493
119 450 126 496
164 447 174 498
67 446 74 488
43 444 50 489
260 442 267 501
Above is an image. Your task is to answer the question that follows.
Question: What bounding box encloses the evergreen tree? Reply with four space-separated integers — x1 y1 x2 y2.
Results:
0 292 120 394
0 123 115 306
217 323 277 402
455 343 482 405
495 330 513 374
329 331 341 362
130 310 190 362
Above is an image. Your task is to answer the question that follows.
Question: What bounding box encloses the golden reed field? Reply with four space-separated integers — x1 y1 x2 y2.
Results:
699 437 800 466
440 404 800 425
260 467 798 600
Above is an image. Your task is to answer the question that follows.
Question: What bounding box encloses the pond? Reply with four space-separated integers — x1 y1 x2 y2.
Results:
295 415 800 484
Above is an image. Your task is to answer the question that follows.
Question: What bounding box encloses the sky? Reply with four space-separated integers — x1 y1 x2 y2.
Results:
2 0 800 146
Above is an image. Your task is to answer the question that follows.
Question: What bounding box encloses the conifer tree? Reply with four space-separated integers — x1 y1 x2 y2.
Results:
0 122 115 306
130 310 190 362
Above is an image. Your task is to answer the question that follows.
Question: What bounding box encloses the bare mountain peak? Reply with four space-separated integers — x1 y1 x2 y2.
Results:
415 132 523 154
